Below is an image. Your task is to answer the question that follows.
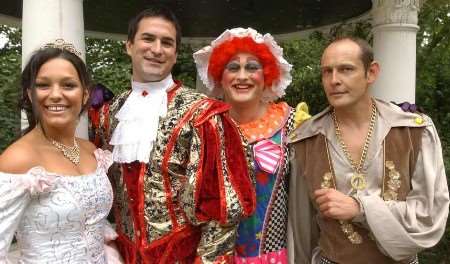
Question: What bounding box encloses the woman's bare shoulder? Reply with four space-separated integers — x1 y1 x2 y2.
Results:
78 138 97 154
0 136 40 174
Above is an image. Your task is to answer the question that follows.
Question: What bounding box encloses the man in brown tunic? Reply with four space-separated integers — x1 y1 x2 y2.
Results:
288 37 449 264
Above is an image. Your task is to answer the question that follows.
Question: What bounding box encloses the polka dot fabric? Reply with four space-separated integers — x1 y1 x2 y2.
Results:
234 249 288 264
239 102 290 144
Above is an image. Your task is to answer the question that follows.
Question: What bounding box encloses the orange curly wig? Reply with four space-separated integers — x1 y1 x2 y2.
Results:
207 36 280 88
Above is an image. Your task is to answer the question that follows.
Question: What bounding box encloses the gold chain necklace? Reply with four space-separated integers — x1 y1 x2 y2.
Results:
50 138 80 165
332 102 377 192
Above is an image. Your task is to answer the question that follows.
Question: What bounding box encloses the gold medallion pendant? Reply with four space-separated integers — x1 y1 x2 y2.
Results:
350 173 367 191
331 102 377 244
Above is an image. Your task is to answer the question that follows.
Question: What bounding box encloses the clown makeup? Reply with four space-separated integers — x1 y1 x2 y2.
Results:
220 53 265 108
224 60 263 74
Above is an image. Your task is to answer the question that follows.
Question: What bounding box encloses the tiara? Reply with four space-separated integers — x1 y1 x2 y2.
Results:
41 39 82 57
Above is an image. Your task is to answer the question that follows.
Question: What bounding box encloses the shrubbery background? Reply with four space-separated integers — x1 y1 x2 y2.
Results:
0 0 448 262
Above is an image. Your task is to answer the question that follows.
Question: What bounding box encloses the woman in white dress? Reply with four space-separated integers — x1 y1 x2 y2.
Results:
0 42 121 263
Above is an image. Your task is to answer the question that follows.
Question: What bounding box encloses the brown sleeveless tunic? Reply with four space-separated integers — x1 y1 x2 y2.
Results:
292 127 424 264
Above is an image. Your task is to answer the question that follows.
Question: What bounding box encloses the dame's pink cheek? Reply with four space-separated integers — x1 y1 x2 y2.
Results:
221 72 235 89
250 71 265 87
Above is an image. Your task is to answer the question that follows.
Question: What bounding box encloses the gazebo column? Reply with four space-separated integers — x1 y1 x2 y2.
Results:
371 0 422 103
21 0 88 139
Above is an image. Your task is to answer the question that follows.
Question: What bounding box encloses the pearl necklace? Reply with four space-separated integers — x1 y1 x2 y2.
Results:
50 138 80 165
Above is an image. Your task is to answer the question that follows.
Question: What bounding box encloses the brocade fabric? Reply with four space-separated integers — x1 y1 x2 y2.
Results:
99 84 254 263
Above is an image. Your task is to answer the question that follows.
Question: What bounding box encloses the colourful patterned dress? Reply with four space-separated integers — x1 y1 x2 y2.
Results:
234 102 295 264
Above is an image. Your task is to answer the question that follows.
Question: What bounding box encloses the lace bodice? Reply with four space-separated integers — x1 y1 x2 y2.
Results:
0 149 113 264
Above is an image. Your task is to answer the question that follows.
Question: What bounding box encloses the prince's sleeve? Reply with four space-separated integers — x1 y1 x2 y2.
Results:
181 99 255 263
88 84 114 149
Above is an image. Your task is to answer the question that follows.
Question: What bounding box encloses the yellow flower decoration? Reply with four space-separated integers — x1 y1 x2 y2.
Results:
414 116 424 125
293 102 311 129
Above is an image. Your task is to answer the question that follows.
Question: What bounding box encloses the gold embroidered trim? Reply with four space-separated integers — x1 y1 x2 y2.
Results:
339 220 363 244
324 138 362 244
321 172 333 189
383 160 401 201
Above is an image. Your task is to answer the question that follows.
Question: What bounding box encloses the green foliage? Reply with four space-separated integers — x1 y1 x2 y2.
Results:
0 1 448 261
282 32 328 113
85 38 131 95
281 20 373 112
172 44 196 88
0 25 21 151
415 1 450 262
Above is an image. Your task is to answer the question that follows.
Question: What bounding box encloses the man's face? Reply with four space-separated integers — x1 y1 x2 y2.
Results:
320 40 378 109
126 16 177 82
220 52 265 108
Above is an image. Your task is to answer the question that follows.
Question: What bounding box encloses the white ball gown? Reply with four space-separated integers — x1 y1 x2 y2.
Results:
0 149 122 263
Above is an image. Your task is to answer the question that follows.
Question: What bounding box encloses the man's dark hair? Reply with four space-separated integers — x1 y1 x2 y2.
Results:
127 5 182 52
326 36 374 72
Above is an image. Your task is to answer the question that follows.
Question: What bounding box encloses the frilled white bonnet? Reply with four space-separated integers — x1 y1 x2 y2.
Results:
193 27 292 102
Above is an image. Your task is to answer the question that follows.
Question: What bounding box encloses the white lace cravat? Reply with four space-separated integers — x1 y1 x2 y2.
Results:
110 74 175 163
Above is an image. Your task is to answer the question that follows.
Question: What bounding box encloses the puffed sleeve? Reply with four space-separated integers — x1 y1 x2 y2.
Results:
180 101 255 263
359 122 450 260
94 149 113 173
0 168 55 261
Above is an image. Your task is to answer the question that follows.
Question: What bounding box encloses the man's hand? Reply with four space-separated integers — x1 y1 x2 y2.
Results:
314 188 360 221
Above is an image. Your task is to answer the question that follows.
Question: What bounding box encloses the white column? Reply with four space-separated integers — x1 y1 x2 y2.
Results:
371 0 422 103
21 0 88 139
